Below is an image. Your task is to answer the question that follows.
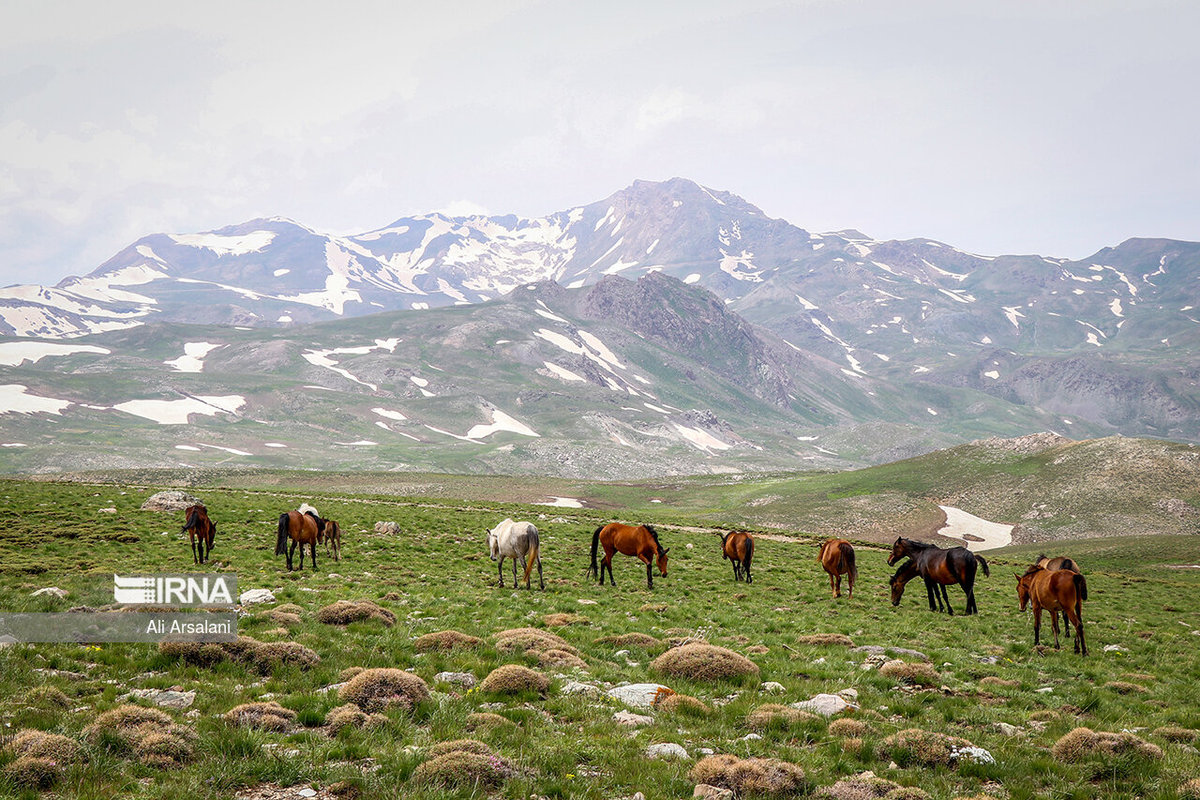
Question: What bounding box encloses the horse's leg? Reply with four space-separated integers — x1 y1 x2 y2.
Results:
939 584 951 614
846 568 852 598
287 540 296 570
732 559 740 582
1033 606 1042 646
191 536 198 565
828 570 836 598
924 578 937 612
603 543 616 586
497 556 504 587
537 553 544 591
745 558 752 584
511 555 518 588
646 559 653 590
1050 608 1061 649
311 540 317 570
1073 600 1086 656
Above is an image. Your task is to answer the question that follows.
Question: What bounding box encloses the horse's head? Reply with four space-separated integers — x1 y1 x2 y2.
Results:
889 574 905 606
886 537 906 567
656 547 670 577
486 529 499 561
1015 572 1032 610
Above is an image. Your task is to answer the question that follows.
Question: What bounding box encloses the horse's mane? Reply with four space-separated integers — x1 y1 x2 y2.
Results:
1022 563 1045 576
900 537 939 550
889 559 916 584
643 524 660 542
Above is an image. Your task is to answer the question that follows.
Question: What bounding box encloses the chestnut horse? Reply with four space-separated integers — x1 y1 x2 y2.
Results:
588 523 669 589
889 558 950 612
275 510 322 571
887 537 989 615
719 531 755 583
817 538 856 598
1016 565 1088 655
1034 553 1081 633
322 519 342 562
182 504 216 565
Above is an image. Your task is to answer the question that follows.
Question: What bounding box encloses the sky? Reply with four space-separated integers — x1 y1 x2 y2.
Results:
1 0 1197 288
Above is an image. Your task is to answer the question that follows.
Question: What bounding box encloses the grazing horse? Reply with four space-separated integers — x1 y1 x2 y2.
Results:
275 509 322 571
1034 553 1081 633
322 519 342 562
719 531 755 583
182 504 216 565
887 537 990 615
1016 565 1088 655
817 538 857 598
889 558 951 612
486 518 543 590
588 523 669 589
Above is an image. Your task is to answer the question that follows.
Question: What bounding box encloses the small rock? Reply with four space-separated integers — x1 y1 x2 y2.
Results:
791 693 857 716
577 599 598 605
993 722 1021 736
31 587 68 599
685 543 694 550
321 682 347 693
1103 644 1126 653
374 521 401 534
119 688 195 709
434 671 477 689
761 681 786 694
614 649 630 659
646 742 689 759
98 507 117 513
140 490 202 511
837 688 859 701
852 644 929 662
560 680 600 696
696 747 715 756
614 710 654 726
694 786 734 800
1035 687 1054 693
741 733 762 741
297 786 317 797
607 683 673 709
950 745 995 764
239 588 276 605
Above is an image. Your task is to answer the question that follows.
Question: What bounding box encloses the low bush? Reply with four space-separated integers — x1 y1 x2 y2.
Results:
338 668 430 713
651 643 760 682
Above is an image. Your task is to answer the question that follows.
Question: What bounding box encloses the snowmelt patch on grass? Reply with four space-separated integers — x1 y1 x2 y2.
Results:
0 385 72 415
0 342 110 366
164 342 222 373
112 395 245 425
936 505 1013 551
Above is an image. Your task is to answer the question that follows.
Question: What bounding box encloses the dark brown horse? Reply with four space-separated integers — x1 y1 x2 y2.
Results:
719 531 755 583
1034 553 1081 633
588 523 669 589
1017 565 1088 655
322 519 342 562
889 558 951 612
817 538 856 598
182 504 216 565
276 510 321 570
887 537 989 615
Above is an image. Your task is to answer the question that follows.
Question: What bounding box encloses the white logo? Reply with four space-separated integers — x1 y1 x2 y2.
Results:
113 574 235 606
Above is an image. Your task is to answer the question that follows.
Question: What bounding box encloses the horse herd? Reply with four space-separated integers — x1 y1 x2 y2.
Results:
180 505 1089 656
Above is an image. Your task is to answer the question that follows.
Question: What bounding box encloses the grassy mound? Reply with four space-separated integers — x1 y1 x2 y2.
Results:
1103 680 1149 694
478 664 550 695
412 630 483 653
494 627 576 656
223 701 296 732
978 676 1019 688
651 643 760 682
466 712 515 731
5 729 84 763
797 634 855 647
689 754 807 797
594 632 662 649
266 608 302 626
537 648 588 670
1153 725 1199 743
428 739 493 757
745 703 818 730
542 613 587 627
655 693 713 716
412 740 512 790
879 660 941 687
876 729 976 767
1051 727 1164 762
22 686 71 709
326 703 388 735
317 599 396 627
814 776 929 800
828 718 872 738
3 756 61 789
158 636 319 674
337 668 431 713
83 704 196 767
1180 778 1200 799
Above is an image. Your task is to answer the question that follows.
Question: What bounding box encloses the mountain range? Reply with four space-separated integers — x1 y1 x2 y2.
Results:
1 177 1198 477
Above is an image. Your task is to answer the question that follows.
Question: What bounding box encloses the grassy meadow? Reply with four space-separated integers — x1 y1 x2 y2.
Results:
1 477 1199 799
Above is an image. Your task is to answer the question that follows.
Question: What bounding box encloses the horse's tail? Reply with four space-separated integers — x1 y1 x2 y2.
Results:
587 525 602 578
976 554 990 577
524 532 540 585
840 541 856 582
275 513 289 556
1074 572 1088 602
743 535 754 570
182 507 198 533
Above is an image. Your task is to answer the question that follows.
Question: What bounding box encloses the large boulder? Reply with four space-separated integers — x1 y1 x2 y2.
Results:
141 491 202 512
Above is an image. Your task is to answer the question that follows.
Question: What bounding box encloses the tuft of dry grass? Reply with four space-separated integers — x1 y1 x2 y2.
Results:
413 741 512 790
251 641 321 670
879 660 941 687
466 712 515 731
5 729 84 763
340 666 365 681
542 612 587 627
797 634 855 647
979 676 1019 688
594 632 662 649
494 627 576 656
22 685 71 709
537 648 588 670
813 775 918 799
1152 725 1198 743
651 643 760 682
223 701 296 732
745 703 818 730
83 704 196 767
337 668 430 713
1103 681 1148 694
316 599 396 627
158 635 318 674
266 608 302 626
1179 778 1200 799
746 645 770 655
1051 727 1163 762
689 754 807 797
3 756 61 789
326 703 387 735
828 718 872 738
413 630 483 653
655 693 713 716
478 664 550 695
876 729 976 767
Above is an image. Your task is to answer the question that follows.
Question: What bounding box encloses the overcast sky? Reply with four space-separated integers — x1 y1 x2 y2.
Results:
1 0 1196 287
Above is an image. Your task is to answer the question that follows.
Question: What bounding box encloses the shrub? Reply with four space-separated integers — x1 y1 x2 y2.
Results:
876 729 976 767
5 729 83 763
135 730 195 768
797 634 855 647
813 776 926 799
251 641 321 671
3 756 61 789
478 664 550 696
1050 727 1163 762
879 661 941 687
22 686 71 709
317 600 396 627
656 693 712 716
158 636 319 674
651 643 760 682
412 751 512 790
338 668 431 713
746 704 817 730
466 712 515 731
340 666 366 681
1180 778 1200 799
266 608 302 626
1152 725 1198 743
594 632 662 649
413 630 483 653
326 703 387 735
83 704 196 767
689 755 807 797
828 718 872 738
543 613 587 627
224 701 296 732
494 627 575 656
538 649 588 670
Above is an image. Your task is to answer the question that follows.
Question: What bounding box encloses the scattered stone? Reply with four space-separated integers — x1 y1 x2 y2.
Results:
761 681 786 694
607 683 674 709
852 645 929 662
119 688 195 709
694 784 734 800
791 693 857 716
949 745 995 765
838 688 859 701
239 589 276 605
559 680 600 696
646 742 690 759
434 671 476 689
30 587 68 599
141 490 202 511
993 722 1022 736
577 599 598 605
1103 644 1126 653
614 710 655 727
374 521 401 534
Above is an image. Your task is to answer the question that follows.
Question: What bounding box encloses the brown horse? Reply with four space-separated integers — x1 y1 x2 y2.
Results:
887 537 989 615
719 531 755 583
182 504 216 565
588 523 669 589
817 538 856 598
322 519 342 562
275 510 321 570
1016 565 1088 655
889 558 951 612
1034 553 1081 633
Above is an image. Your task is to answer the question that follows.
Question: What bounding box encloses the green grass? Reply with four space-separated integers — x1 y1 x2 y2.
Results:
1 477 1199 798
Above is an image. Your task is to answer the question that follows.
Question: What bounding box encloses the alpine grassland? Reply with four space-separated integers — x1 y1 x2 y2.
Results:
1 475 1198 799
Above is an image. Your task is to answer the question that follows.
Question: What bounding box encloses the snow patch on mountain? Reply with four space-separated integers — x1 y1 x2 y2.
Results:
169 231 275 256
0 342 110 366
164 342 222 373
0 384 73 415
113 395 245 425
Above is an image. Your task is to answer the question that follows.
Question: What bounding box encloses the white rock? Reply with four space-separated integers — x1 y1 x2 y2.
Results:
560 680 600 696
118 688 195 709
837 688 859 701
31 587 68 599
791 693 857 716
434 671 476 689
607 683 673 709
686 543 694 550
1035 687 1054 693
741 733 762 741
239 588 276 605
1103 644 1126 653
646 742 689 759
578 599 598 605
613 710 654 726
761 681 786 694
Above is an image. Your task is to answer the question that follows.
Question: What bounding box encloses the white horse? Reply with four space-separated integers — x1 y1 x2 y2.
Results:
486 518 543 590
